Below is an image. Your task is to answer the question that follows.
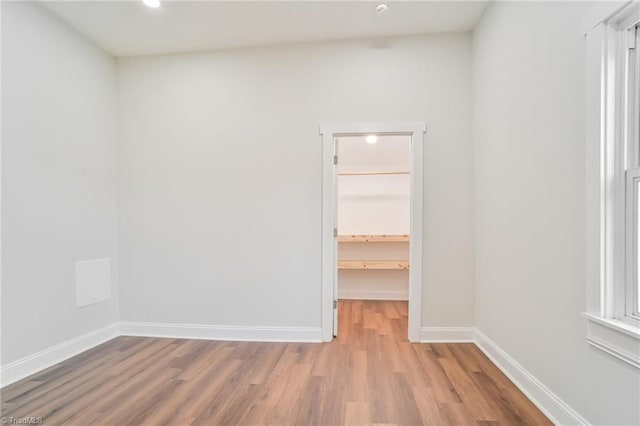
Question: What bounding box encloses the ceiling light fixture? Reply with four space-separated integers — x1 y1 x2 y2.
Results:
142 0 161 8
366 135 378 144
376 3 389 14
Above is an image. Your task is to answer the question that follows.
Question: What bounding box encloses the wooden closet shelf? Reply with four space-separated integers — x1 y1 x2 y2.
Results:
338 260 410 270
337 234 409 242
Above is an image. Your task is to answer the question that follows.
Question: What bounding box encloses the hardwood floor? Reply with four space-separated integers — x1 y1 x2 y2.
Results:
1 300 550 425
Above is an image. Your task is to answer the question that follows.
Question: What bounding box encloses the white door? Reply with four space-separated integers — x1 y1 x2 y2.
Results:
333 137 339 336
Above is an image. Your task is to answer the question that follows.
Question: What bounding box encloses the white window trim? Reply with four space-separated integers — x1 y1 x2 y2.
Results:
585 1 640 369
627 169 640 319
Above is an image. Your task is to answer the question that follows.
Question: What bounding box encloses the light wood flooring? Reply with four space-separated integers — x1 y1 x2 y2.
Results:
1 300 551 425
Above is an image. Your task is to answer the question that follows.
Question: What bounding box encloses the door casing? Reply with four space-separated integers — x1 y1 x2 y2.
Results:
319 122 426 342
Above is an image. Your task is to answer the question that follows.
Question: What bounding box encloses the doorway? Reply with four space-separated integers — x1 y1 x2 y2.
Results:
320 122 426 342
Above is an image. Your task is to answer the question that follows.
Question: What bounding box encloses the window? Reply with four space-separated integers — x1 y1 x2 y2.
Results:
584 3 640 369
631 170 640 316
624 24 640 324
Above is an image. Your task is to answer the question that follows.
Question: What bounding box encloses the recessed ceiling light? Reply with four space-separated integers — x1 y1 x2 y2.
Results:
376 3 389 14
142 0 161 8
366 135 378 144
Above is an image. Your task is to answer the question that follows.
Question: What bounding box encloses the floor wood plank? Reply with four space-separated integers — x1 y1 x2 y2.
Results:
0 300 551 425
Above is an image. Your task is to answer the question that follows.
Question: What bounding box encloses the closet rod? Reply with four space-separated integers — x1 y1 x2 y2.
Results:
338 171 410 176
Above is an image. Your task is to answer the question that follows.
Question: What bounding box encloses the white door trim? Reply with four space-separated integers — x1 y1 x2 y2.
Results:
319 122 426 342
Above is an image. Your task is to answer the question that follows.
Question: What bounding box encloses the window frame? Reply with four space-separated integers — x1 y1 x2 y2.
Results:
584 1 640 370
626 24 640 321
626 168 640 319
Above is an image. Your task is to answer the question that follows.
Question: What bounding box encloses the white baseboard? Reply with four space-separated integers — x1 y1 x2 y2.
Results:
420 326 476 342
338 290 408 300
119 321 323 343
0 323 119 388
474 329 589 426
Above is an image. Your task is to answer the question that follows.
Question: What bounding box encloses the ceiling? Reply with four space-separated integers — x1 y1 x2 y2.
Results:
40 1 489 57
337 135 411 171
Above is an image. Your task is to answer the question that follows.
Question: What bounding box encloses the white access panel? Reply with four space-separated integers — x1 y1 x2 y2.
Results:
75 258 112 307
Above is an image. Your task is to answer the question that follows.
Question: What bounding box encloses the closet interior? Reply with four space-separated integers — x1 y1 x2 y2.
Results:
336 134 411 302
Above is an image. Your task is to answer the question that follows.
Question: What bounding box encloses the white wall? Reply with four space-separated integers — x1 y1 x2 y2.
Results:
338 175 410 235
117 33 475 328
472 2 640 424
1 3 118 364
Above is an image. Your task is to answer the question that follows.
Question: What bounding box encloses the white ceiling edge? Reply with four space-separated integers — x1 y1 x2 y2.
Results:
38 1 489 57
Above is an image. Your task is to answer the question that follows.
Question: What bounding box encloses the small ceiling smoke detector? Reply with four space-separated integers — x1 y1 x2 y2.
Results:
366 135 378 144
376 3 389 14
142 0 161 8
